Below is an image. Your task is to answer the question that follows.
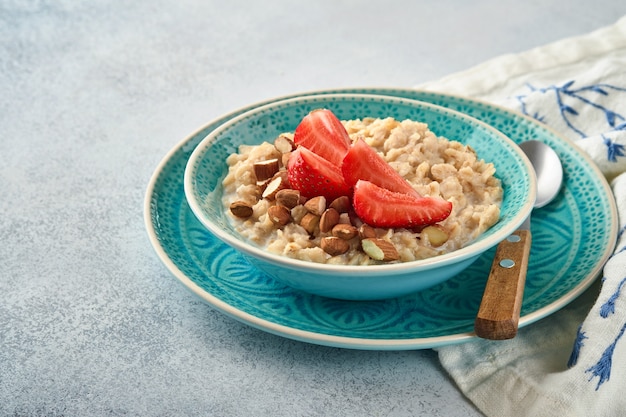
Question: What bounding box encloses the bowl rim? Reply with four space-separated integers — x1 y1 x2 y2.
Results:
183 93 537 275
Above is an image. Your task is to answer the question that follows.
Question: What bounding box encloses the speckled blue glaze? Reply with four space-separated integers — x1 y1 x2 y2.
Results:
183 94 536 300
144 89 616 350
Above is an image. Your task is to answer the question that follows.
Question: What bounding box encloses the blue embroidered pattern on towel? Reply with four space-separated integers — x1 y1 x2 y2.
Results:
515 79 626 391
574 231 626 390
600 276 626 318
586 322 626 390
576 252 626 390
603 135 626 163
568 325 588 368
516 81 626 163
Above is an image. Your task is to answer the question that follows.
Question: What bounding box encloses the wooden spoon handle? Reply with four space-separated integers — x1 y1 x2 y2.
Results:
474 229 531 340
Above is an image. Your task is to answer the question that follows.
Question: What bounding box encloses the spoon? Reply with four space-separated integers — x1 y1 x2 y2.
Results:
474 140 563 340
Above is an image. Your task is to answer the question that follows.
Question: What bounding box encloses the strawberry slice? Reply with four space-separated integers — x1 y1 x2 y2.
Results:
342 138 420 197
293 109 351 166
352 180 452 228
287 147 351 201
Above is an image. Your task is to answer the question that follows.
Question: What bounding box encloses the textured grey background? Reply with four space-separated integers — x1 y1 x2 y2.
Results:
2 1 625 416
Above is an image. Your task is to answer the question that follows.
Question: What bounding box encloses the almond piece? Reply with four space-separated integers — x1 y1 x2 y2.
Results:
274 135 296 153
273 170 289 183
281 152 292 168
304 196 326 216
256 179 270 194
275 189 301 209
361 238 399 262
331 224 358 240
320 237 350 256
299 212 320 234
229 201 254 218
358 224 377 239
329 196 351 213
338 212 352 225
422 225 449 247
253 159 280 182
319 208 340 233
262 172 289 200
267 205 291 226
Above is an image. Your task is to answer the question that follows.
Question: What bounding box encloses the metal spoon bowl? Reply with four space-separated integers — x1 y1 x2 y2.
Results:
520 140 564 208
475 140 563 340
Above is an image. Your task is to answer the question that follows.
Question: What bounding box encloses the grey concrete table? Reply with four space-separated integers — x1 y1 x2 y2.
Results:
2 1 624 416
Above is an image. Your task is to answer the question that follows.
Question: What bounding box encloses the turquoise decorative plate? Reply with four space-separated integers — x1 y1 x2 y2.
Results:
144 89 618 350
183 94 535 300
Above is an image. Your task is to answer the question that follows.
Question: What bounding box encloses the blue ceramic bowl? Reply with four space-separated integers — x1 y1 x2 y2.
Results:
184 94 536 300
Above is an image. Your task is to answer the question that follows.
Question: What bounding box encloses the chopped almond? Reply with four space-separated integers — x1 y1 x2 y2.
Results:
229 201 253 218
358 224 377 239
329 196 351 213
299 212 320 234
331 224 358 240
262 172 289 200
267 205 291 226
275 189 301 209
304 196 326 216
253 159 280 182
319 208 340 233
422 225 449 247
361 238 399 262
274 135 296 153
320 236 350 256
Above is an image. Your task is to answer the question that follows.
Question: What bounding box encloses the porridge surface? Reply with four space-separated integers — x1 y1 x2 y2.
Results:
220 117 503 265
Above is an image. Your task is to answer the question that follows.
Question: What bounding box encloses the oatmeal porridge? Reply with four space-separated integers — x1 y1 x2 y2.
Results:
220 115 503 265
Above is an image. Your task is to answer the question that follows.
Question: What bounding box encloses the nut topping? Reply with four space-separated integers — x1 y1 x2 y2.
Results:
361 238 399 262
229 201 253 218
275 189 301 209
267 205 291 226
304 196 326 216
253 159 280 182
422 225 449 247
319 208 340 233
261 172 289 200
358 224 377 239
337 212 352 225
281 152 292 168
320 236 350 256
329 196 351 213
299 212 320 234
274 135 296 154
331 224 358 240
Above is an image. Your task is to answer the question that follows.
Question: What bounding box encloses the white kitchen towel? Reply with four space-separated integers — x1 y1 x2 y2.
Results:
418 16 626 417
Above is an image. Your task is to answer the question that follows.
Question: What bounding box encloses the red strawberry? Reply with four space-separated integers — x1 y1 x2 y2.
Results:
342 138 420 197
293 109 351 166
352 180 452 228
287 147 351 201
